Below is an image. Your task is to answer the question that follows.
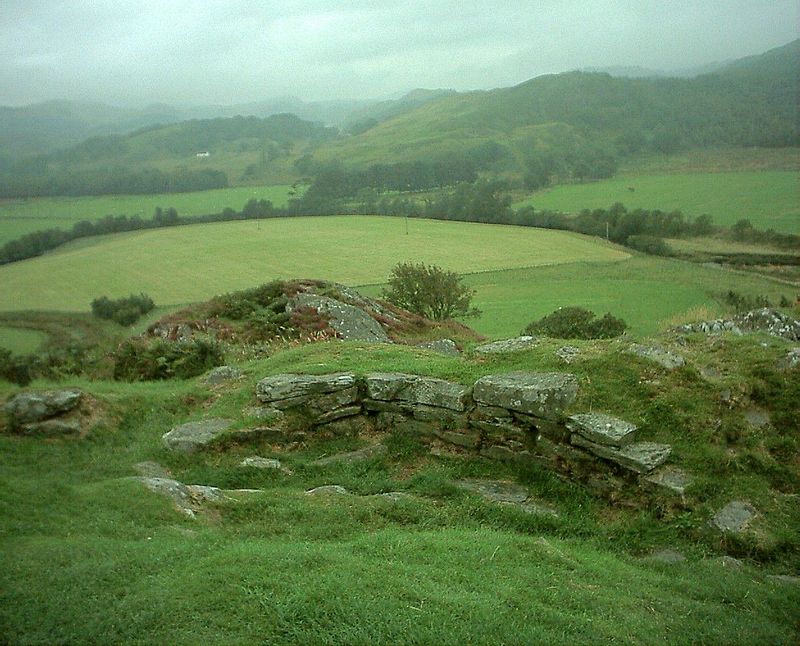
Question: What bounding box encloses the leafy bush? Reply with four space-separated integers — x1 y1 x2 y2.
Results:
625 235 673 256
0 348 33 386
724 290 772 313
382 262 480 320
523 306 627 339
113 338 224 381
91 293 155 326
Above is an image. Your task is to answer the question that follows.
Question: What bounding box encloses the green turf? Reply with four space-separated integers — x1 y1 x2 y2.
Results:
514 171 800 234
0 326 47 353
0 184 296 245
0 216 630 313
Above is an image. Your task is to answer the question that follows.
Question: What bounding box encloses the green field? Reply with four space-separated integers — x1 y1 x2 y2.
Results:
0 326 47 353
514 171 800 234
0 216 630 314
0 184 296 245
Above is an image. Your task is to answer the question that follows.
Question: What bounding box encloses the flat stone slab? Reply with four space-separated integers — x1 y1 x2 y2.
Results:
455 479 529 503
309 444 387 466
162 418 234 453
567 412 637 447
628 344 685 370
239 456 284 471
136 477 225 518
4 388 82 424
256 373 357 404
416 339 460 356
289 293 390 343
306 485 350 496
643 466 693 496
571 435 671 473
474 336 538 355
472 372 578 420
709 500 757 534
365 373 469 411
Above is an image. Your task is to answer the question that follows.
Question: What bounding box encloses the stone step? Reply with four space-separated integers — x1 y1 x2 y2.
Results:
472 372 578 421
566 412 637 447
570 435 671 473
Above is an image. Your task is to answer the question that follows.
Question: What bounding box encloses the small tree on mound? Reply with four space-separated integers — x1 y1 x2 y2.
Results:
523 306 627 339
382 262 480 321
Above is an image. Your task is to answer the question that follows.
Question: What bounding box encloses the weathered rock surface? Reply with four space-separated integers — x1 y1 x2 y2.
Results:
779 348 800 370
743 408 770 428
416 339 460 356
472 372 578 420
205 366 243 385
256 373 357 404
136 477 225 517
474 336 538 355
455 479 558 517
627 344 685 370
19 418 82 436
4 389 82 424
162 418 234 453
677 308 800 341
643 466 693 496
709 500 757 533
567 412 637 447
288 293 390 343
555 346 580 363
570 435 671 473
239 456 284 471
309 444 387 466
365 373 469 411
306 485 350 496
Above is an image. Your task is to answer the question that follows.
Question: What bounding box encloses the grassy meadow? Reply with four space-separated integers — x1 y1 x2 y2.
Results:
0 184 296 245
0 216 629 314
0 326 47 353
514 171 800 233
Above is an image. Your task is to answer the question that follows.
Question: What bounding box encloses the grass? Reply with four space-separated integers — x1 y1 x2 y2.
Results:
0 216 629 313
1 336 798 643
0 325 47 353
514 171 800 234
0 184 296 245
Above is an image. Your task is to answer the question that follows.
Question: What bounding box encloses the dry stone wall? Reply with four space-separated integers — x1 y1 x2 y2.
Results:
252 371 681 502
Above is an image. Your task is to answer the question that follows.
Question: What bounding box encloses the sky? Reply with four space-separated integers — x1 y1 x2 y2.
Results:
0 0 797 107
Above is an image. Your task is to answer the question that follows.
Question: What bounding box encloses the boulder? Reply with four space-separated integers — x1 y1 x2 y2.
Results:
256 373 357 404
472 372 578 420
162 418 234 453
474 336 538 355
365 373 469 411
19 418 82 436
4 389 82 424
627 344 685 370
288 293 390 343
570 435 671 473
205 366 243 385
567 412 637 447
709 500 757 534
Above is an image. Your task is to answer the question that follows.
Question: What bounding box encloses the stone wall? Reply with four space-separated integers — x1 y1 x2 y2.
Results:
254 371 683 502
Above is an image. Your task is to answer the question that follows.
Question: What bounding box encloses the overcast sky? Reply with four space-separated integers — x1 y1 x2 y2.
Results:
1 0 797 107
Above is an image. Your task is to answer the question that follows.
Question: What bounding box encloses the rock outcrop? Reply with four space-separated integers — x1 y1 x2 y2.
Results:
474 336 538 355
4 388 85 435
162 418 235 453
287 293 390 343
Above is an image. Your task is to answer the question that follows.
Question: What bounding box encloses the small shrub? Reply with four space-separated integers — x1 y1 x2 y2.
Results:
523 306 627 339
626 235 673 256
113 338 224 381
724 290 772 313
91 293 155 326
382 262 480 320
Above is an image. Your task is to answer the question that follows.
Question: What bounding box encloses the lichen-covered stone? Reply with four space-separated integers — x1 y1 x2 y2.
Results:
709 500 757 534
435 428 481 449
474 336 538 354
256 373 357 404
306 485 349 496
472 372 578 420
570 435 671 473
19 418 82 436
4 388 82 424
240 456 284 470
205 365 243 385
643 466 693 496
314 405 363 425
627 344 685 370
416 339 460 356
162 418 234 453
365 373 468 411
288 293 390 343
567 412 638 447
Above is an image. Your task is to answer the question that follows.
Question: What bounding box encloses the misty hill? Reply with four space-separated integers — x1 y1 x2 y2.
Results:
313 39 799 174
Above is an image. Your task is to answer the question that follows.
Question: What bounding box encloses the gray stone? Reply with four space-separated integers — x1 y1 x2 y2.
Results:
365 373 469 411
470 404 514 422
628 344 685 370
309 444 387 466
20 418 82 436
256 373 357 404
709 500 757 534
474 336 539 354
416 339 461 356
555 346 580 363
716 556 744 569
767 575 800 586
480 445 525 462
743 408 770 428
779 348 800 370
305 485 350 496
374 491 416 502
242 406 286 425
136 477 224 517
567 412 638 447
570 435 672 473
4 389 82 424
205 366 243 385
240 456 284 471
643 466 693 496
435 429 481 449
314 405 363 425
409 405 465 425
288 293 390 343
375 412 435 436
472 372 578 420
133 461 172 479
162 418 234 453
